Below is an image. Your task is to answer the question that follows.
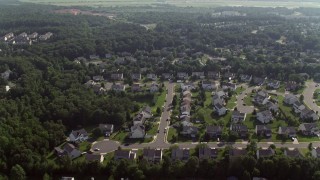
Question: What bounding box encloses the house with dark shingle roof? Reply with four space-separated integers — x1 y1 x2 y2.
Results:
199 147 218 160
278 126 296 138
143 148 163 163
229 148 247 161
299 123 319 136
114 150 136 160
255 125 271 137
206 126 223 138
230 124 248 138
171 148 190 161
256 148 275 159
61 143 81 159
85 153 104 163
231 110 246 123
284 148 303 158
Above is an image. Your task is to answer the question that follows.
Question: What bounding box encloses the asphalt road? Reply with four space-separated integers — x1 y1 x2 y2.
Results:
236 84 255 113
303 81 320 113
92 81 320 153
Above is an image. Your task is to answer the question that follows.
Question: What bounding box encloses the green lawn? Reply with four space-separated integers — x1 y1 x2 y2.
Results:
112 130 153 144
152 90 166 114
297 134 320 142
243 93 254 106
79 141 91 151
292 85 306 95
167 127 177 143
277 96 300 122
278 83 286 93
147 122 159 136
226 95 237 109
314 89 320 106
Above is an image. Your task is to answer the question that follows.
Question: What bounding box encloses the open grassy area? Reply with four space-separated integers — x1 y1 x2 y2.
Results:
152 90 166 113
226 94 237 109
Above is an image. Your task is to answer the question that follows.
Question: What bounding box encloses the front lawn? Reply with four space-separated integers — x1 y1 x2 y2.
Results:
147 122 159 136
111 130 153 144
243 93 253 106
152 90 166 114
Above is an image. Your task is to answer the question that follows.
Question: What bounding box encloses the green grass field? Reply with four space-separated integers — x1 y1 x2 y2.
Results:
19 0 320 8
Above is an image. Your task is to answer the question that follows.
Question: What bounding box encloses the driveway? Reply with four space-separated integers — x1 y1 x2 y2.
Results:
303 81 320 113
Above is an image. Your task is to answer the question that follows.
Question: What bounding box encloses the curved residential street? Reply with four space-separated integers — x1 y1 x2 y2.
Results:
303 81 320 113
93 81 320 154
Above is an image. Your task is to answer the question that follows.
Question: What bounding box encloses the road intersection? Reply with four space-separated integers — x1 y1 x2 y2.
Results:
92 81 320 154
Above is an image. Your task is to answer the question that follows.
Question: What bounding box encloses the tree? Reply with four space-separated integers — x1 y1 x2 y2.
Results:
300 95 304 102
184 156 199 177
156 107 161 115
10 164 26 180
309 143 313 150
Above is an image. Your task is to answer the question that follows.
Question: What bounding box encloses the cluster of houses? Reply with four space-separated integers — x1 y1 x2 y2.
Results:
112 145 306 164
212 91 228 116
0 32 53 45
178 82 199 138
129 106 153 139
252 90 279 124
284 94 319 121
84 73 162 94
54 124 114 162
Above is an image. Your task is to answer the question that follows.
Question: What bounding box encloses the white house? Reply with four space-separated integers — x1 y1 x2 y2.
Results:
112 83 126 92
181 82 196 91
130 124 145 138
256 110 274 124
267 80 280 89
254 90 269 105
99 124 114 137
177 72 189 80
69 129 89 142
147 73 157 81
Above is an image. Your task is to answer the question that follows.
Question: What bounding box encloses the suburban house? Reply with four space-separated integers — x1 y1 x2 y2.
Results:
39 32 53 41
130 124 145 138
212 91 226 105
191 72 205 79
255 125 272 137
229 148 247 161
202 81 217 90
92 75 104 81
214 102 227 116
1 70 12 80
252 77 266 86
266 101 279 112
150 83 159 93
111 83 126 92
256 110 274 123
284 148 303 158
133 106 152 125
253 90 269 105
55 143 81 159
177 72 189 80
222 82 237 91
256 148 275 159
69 129 89 142
98 124 114 137
267 80 280 89
312 147 320 158
114 57 125 65
110 73 124 80
207 71 220 79
230 124 248 138
198 147 218 160
293 101 305 114
286 81 299 91
222 72 235 80
131 73 142 81
181 104 191 116
1 32 14 41
171 148 190 161
131 83 142 92
231 110 246 123
206 126 223 138
114 150 137 160
300 108 319 121
143 148 163 163
147 73 157 81
162 73 172 80
181 82 196 91
240 74 252 82
278 126 297 138
85 153 104 163
299 123 319 136
180 125 199 138
284 94 298 105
